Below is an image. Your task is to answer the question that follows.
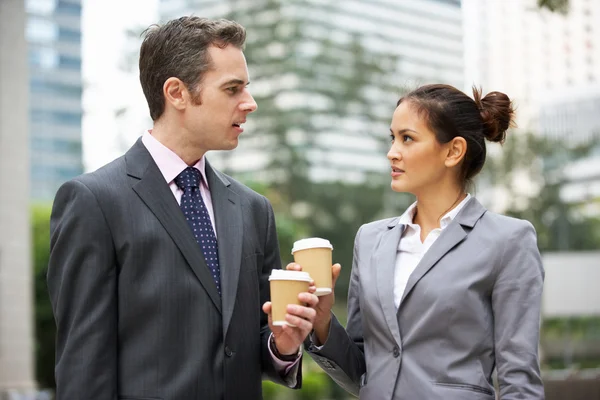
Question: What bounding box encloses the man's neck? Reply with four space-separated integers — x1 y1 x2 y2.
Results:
150 123 206 166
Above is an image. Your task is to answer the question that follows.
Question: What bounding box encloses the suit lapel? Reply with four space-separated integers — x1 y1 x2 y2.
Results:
125 139 222 313
205 161 242 337
374 220 404 347
398 197 486 310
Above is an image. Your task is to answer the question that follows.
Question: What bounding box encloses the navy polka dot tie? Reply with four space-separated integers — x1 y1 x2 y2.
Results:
174 167 221 296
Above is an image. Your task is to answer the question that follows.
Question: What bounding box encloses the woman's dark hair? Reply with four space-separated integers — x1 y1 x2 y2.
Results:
397 84 515 188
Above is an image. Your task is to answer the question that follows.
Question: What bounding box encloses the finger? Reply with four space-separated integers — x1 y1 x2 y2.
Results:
287 304 317 322
308 285 317 294
285 313 314 331
262 301 272 314
298 292 319 308
332 263 342 286
285 263 301 271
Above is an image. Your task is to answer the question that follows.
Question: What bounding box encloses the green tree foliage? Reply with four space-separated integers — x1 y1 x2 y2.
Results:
31 204 55 389
538 0 570 14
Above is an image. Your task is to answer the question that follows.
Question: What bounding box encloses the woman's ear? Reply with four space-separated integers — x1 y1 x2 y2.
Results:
444 136 467 168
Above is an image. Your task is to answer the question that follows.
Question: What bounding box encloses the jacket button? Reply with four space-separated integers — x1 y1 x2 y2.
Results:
225 346 233 357
393 347 400 358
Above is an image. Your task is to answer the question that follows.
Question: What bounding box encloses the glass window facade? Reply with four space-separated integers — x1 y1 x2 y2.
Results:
27 0 83 201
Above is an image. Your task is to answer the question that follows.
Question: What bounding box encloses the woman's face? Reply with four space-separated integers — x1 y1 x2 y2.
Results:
387 101 452 195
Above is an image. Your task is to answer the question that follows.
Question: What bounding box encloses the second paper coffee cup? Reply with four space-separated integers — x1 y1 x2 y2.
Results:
291 238 333 296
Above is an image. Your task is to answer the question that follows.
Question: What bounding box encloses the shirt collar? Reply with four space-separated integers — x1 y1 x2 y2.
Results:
398 193 472 228
398 201 418 226
141 130 209 187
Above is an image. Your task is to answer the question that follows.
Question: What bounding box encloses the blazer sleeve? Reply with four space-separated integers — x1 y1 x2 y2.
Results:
306 226 367 397
258 197 303 388
493 221 545 399
47 179 118 399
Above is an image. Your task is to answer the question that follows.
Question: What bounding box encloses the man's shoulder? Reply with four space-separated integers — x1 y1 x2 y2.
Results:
62 155 127 194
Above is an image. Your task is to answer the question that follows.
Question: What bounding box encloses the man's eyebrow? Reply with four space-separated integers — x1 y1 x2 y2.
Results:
220 79 248 87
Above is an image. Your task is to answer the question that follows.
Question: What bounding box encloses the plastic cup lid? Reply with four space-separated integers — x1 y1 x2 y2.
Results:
268 269 312 282
291 237 333 254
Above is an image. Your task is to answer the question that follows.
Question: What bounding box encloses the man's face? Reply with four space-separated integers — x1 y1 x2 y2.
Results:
184 44 257 152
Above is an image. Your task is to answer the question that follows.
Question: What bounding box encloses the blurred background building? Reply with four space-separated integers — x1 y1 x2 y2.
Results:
26 0 83 201
463 0 600 216
539 85 600 215
160 0 465 184
463 0 600 131
0 0 36 396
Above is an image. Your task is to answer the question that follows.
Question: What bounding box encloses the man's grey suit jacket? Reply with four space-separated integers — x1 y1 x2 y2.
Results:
307 198 545 400
47 139 297 399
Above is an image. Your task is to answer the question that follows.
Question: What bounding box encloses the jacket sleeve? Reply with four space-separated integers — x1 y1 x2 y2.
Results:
258 197 303 388
47 179 118 399
493 221 545 399
306 226 367 397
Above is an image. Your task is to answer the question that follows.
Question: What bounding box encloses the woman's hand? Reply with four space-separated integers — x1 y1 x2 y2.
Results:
286 262 342 345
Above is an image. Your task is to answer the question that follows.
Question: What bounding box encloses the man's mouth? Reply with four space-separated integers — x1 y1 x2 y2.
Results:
232 120 246 128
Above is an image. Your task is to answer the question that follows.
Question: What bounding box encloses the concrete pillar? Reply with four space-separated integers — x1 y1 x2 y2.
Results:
0 0 37 394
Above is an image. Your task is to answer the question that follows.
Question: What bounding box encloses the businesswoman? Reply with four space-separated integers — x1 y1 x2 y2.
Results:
291 84 545 399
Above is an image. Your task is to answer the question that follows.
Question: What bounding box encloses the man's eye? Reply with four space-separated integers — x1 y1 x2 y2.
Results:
226 87 238 94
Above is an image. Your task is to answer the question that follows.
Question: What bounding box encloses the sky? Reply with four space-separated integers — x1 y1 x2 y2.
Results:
81 0 158 172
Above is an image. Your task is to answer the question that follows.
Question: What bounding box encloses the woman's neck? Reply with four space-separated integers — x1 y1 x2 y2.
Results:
413 187 467 242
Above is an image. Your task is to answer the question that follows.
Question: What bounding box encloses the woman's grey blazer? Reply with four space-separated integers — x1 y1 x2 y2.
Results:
306 198 545 399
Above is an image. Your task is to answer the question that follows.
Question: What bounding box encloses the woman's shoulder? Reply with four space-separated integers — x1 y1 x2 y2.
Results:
353 217 400 245
359 217 399 234
479 209 536 237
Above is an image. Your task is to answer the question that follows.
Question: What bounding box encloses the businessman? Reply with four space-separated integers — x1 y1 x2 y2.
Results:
47 16 318 400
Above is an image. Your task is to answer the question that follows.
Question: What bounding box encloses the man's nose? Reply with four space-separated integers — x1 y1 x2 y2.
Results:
241 91 258 113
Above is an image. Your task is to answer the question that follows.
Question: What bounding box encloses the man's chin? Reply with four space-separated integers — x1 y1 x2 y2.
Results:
221 140 239 151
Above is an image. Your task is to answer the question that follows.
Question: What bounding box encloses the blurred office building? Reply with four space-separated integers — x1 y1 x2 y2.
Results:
463 0 600 212
463 0 600 132
539 85 600 214
159 0 465 183
0 0 36 396
26 0 83 201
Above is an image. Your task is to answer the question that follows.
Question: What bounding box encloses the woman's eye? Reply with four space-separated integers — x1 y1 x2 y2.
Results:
390 134 395 142
403 135 413 142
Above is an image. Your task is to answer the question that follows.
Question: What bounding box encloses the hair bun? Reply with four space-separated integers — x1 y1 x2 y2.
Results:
472 87 515 143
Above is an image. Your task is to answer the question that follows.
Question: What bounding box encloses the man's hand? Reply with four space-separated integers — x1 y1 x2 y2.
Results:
287 262 341 345
262 289 319 356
